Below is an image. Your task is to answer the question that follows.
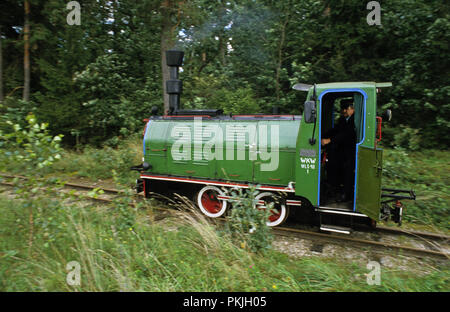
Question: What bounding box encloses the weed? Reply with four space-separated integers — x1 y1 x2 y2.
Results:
224 187 273 253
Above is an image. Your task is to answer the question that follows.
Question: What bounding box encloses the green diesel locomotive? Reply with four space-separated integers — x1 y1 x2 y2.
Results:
134 51 414 233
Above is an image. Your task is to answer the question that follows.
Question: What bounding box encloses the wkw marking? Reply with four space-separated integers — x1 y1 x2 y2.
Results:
300 156 316 173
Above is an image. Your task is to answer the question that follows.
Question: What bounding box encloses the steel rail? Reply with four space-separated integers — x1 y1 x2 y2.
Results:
375 225 450 241
0 173 122 194
1 173 448 259
274 226 449 259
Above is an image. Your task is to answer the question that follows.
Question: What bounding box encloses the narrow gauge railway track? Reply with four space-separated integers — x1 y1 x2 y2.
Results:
1 173 449 260
0 173 122 195
0 179 116 204
274 226 449 260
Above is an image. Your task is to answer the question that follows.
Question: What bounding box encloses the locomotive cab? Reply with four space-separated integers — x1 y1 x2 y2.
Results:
295 82 395 232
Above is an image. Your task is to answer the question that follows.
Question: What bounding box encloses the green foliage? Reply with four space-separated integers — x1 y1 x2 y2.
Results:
379 0 450 148
110 170 140 233
0 105 67 259
183 74 260 114
392 125 422 151
0 98 36 130
74 53 159 145
217 87 260 115
1 0 448 148
0 107 63 173
225 187 273 253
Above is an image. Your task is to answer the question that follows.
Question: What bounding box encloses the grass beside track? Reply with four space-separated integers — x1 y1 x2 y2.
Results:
0 194 448 292
381 148 450 231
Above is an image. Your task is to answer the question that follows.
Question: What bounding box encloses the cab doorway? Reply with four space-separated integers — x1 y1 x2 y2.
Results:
318 91 365 210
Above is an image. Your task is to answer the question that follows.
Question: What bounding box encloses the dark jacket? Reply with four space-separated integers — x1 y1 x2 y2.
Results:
324 114 356 161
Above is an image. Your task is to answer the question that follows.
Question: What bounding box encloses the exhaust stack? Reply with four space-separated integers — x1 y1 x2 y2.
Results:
166 50 184 114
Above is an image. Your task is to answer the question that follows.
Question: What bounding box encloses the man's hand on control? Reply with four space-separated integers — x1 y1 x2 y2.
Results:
321 138 331 146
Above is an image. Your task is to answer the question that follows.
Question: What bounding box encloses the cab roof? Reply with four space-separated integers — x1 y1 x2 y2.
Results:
315 81 392 90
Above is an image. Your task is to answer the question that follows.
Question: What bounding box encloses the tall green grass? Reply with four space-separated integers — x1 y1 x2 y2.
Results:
0 190 448 292
52 135 143 183
382 148 450 230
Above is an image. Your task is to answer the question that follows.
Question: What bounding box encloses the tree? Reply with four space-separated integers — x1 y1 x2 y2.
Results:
0 0 447 149
160 0 175 114
23 0 30 101
380 0 450 148
0 26 3 102
160 0 189 114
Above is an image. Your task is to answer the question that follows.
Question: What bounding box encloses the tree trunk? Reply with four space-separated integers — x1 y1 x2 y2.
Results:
218 35 226 67
23 0 30 102
275 16 289 103
217 2 227 67
160 0 177 115
0 26 4 102
112 0 118 52
161 17 171 115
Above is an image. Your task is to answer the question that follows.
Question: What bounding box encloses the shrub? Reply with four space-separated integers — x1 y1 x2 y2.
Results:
225 187 273 253
0 108 63 174
393 125 422 151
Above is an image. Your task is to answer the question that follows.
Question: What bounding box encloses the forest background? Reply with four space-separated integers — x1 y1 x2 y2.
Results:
0 0 448 149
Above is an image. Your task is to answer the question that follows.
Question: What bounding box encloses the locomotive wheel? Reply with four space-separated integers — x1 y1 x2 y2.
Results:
254 192 288 227
197 185 228 218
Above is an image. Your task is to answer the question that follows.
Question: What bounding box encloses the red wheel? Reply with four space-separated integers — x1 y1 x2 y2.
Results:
254 192 288 227
197 186 227 218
